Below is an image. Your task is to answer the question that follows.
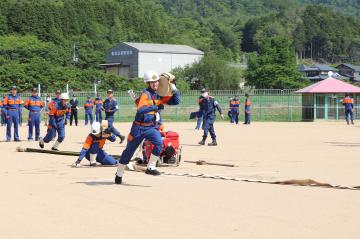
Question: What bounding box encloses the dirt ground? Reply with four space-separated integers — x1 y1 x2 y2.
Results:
0 121 359 239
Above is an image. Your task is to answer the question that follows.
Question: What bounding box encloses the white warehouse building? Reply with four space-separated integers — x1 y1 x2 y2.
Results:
101 42 204 78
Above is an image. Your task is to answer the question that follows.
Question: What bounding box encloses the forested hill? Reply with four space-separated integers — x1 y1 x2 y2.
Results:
0 0 360 91
299 0 360 17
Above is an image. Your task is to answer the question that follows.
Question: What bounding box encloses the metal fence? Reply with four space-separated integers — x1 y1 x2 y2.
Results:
1 89 356 123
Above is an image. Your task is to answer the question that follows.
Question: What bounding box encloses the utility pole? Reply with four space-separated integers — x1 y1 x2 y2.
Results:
72 42 79 65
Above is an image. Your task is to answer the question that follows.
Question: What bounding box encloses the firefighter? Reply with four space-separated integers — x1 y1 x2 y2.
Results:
39 93 71 151
73 121 118 166
195 89 206 130
48 90 61 137
0 96 6 126
244 93 251 125
198 89 224 146
342 93 354 125
227 97 232 123
114 70 180 184
3 86 23 142
229 95 240 124
94 93 103 123
24 88 44 141
102 89 125 144
84 95 94 126
69 94 79 126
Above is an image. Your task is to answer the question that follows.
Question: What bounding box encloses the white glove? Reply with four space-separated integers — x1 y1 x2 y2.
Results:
170 83 177 93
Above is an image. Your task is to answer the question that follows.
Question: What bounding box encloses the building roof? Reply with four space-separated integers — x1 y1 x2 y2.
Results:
296 77 360 93
298 64 338 72
122 42 204 55
337 63 360 72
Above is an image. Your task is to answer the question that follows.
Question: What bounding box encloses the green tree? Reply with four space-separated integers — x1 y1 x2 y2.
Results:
245 36 308 89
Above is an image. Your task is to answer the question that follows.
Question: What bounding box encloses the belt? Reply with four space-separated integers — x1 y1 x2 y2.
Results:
7 108 18 111
30 111 40 113
134 121 155 127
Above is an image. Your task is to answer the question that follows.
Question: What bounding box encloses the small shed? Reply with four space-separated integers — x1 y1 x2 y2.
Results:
296 77 360 121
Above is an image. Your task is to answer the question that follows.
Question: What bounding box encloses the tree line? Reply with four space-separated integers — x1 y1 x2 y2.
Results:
0 0 359 91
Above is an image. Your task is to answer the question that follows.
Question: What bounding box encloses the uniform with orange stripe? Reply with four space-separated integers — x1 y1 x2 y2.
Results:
342 94 354 125
229 96 240 124
3 86 23 141
0 97 6 126
84 96 94 125
24 88 44 141
47 90 61 137
94 94 103 122
244 94 251 125
115 71 180 183
74 121 117 166
39 93 71 151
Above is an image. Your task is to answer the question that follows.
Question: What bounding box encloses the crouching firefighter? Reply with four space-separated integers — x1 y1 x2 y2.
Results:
114 70 180 184
74 121 118 166
39 93 71 151
198 89 224 146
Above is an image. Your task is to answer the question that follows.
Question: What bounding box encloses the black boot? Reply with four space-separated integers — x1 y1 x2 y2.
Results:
208 139 218 146
39 138 44 149
119 135 126 144
145 168 161 176
115 175 122 184
198 138 206 145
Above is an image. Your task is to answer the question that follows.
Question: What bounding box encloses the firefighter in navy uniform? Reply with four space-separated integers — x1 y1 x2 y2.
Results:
69 95 79 126
94 93 103 123
39 93 71 151
198 89 224 146
102 89 125 144
115 70 180 184
3 86 23 142
73 121 118 166
195 89 206 130
84 95 94 126
244 93 251 125
229 95 240 124
24 88 44 141
342 93 354 125
0 97 6 126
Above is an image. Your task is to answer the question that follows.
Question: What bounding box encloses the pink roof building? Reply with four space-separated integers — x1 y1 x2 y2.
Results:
296 77 360 94
296 77 360 121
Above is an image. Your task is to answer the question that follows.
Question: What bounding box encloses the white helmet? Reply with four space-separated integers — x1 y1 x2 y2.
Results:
144 70 159 83
91 122 101 135
60 93 70 100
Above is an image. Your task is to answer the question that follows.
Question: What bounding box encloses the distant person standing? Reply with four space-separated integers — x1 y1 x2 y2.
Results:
342 93 354 125
69 94 79 126
24 88 44 141
0 96 6 126
195 89 206 130
94 93 103 123
102 89 125 144
198 89 224 146
84 95 94 126
229 95 240 124
3 86 22 142
244 93 251 125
